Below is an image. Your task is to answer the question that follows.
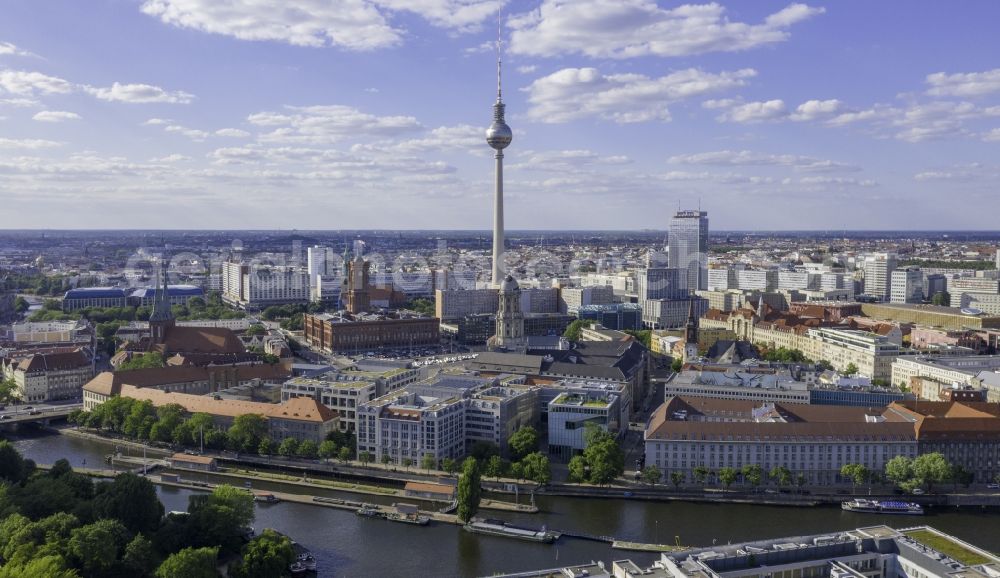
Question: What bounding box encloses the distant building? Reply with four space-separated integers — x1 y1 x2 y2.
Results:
668 210 708 293
128 285 204 308
890 268 924 304
642 297 708 330
861 302 1000 331
558 285 615 315
62 287 127 311
493 275 526 351
638 267 688 301
302 311 439 353
862 253 897 301
221 262 309 309
578 303 642 331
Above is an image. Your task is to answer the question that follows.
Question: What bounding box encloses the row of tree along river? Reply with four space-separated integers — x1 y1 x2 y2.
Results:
11 430 1000 577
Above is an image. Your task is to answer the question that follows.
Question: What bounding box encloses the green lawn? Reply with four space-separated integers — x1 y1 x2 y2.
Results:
904 530 992 566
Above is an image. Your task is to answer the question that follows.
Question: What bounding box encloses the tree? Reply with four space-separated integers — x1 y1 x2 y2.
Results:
11 475 78 519
381 453 391 466
93 473 164 535
949 464 974 488
520 452 551 487
338 446 352 465
0 556 79 578
796 473 808 491
358 451 373 468
582 425 624 485
484 455 504 481
257 437 274 457
245 324 267 336
277 437 299 458
885 455 914 488
742 464 763 490
563 319 592 342
469 441 500 461
228 414 268 454
912 452 951 491
670 470 685 489
188 485 255 553
508 426 539 461
718 467 738 490
155 547 219 578
231 529 295 578
297 439 318 460
0 440 32 484
422 453 437 472
402 457 414 470
318 440 337 461
815 359 834 371
770 466 792 487
68 518 130 575
13 296 29 313
0 378 20 405
693 465 710 486
509 461 524 481
117 352 166 371
123 533 158 577
442 458 458 475
931 291 950 306
456 457 482 523
567 455 588 483
641 465 662 485
840 464 870 492
844 363 859 376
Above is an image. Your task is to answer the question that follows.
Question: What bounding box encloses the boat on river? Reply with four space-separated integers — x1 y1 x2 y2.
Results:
841 499 924 515
463 519 559 543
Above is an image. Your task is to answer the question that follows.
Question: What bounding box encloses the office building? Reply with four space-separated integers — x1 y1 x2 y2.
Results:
861 302 1000 331
642 297 708 330
578 303 643 331
547 390 622 460
645 397 918 485
862 253 897 301
707 268 736 291
736 269 778 292
558 285 615 315
668 210 708 293
890 268 924 304
638 267 689 301
221 262 310 309
127 285 205 308
891 355 1000 390
356 374 539 463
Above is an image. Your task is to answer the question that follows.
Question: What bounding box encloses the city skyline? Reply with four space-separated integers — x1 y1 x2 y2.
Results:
2 1 1000 230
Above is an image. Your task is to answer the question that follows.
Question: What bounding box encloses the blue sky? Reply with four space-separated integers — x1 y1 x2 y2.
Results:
1 0 999 230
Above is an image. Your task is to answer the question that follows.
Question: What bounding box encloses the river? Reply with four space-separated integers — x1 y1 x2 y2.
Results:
9 430 1000 578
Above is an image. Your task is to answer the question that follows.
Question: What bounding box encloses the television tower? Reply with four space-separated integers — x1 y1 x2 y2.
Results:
486 4 512 287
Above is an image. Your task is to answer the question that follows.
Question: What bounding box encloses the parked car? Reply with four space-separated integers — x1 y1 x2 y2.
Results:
911 488 926 495
987 483 1000 489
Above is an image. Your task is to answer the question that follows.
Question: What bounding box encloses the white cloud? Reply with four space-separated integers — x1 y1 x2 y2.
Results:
789 99 843 121
926 69 1000 97
799 176 877 187
0 97 39 107
516 65 537 74
983 128 1000 142
0 41 36 58
32 110 81 123
215 128 251 138
509 0 824 59
86 82 194 104
717 99 787 123
510 149 632 171
0 70 73 95
668 150 858 172
524 67 755 123
0 137 64 149
140 0 500 51
150 154 192 163
143 118 173 126
248 104 421 144
164 124 209 140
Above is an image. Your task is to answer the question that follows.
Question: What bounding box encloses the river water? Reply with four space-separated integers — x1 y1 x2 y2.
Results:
9 430 1000 578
